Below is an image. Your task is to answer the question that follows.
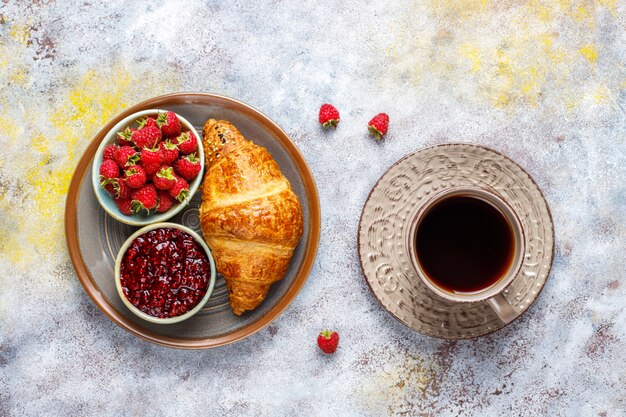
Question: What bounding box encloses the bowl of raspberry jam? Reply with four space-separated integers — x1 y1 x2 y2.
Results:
114 223 216 324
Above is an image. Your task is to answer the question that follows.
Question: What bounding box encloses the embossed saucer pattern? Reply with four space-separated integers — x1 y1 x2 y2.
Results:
357 144 554 339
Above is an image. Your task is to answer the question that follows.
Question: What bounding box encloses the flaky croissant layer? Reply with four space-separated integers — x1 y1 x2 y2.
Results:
200 119 304 315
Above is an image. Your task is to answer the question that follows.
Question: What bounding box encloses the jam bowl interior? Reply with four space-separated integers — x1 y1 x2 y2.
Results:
114 222 216 324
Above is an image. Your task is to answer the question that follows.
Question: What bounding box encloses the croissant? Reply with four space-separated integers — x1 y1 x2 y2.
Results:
199 119 304 315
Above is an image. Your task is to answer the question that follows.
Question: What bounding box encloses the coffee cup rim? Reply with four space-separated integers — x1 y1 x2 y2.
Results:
407 186 525 303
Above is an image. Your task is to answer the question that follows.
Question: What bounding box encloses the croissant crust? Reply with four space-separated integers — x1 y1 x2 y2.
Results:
200 119 304 315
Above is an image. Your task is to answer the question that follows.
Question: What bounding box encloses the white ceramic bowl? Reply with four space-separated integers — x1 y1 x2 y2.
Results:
91 109 204 226
114 223 216 324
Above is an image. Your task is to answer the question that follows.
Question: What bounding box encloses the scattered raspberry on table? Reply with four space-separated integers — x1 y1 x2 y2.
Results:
368 113 389 140
317 330 340 354
318 103 340 129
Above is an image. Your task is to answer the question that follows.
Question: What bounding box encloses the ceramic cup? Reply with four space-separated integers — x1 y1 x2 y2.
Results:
406 186 525 324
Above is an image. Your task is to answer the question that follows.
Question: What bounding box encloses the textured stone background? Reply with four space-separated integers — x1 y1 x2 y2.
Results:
1 1 624 416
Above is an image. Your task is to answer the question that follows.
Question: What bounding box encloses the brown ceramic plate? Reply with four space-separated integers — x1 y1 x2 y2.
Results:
65 93 320 349
358 144 554 339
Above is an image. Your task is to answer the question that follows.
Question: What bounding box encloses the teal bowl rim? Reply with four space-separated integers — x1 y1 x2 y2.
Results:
114 222 217 324
91 109 204 226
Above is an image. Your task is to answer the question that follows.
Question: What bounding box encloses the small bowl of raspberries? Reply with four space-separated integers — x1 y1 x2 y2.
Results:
92 109 204 226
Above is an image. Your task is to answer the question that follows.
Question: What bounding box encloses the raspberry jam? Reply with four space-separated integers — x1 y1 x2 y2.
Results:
119 228 211 318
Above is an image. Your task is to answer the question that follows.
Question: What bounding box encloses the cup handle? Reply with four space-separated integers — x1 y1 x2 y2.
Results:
487 293 517 324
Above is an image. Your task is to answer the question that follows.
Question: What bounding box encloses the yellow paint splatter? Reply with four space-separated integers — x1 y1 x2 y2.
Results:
459 43 482 73
0 115 21 140
528 0 553 21
540 32 567 65
356 350 439 415
385 0 620 113
24 66 179 263
428 0 488 21
0 19 33 88
492 48 515 107
8 22 31 46
1 69 132 265
572 5 591 23
0 39 180 266
579 44 598 64
8 65 29 86
593 84 609 103
597 0 618 16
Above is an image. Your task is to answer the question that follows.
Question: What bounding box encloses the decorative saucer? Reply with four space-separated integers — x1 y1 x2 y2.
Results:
358 144 554 339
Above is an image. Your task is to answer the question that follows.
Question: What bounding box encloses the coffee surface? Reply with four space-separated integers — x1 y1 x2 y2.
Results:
415 196 514 294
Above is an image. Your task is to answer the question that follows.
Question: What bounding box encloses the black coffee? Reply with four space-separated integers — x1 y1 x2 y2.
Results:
415 195 514 294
